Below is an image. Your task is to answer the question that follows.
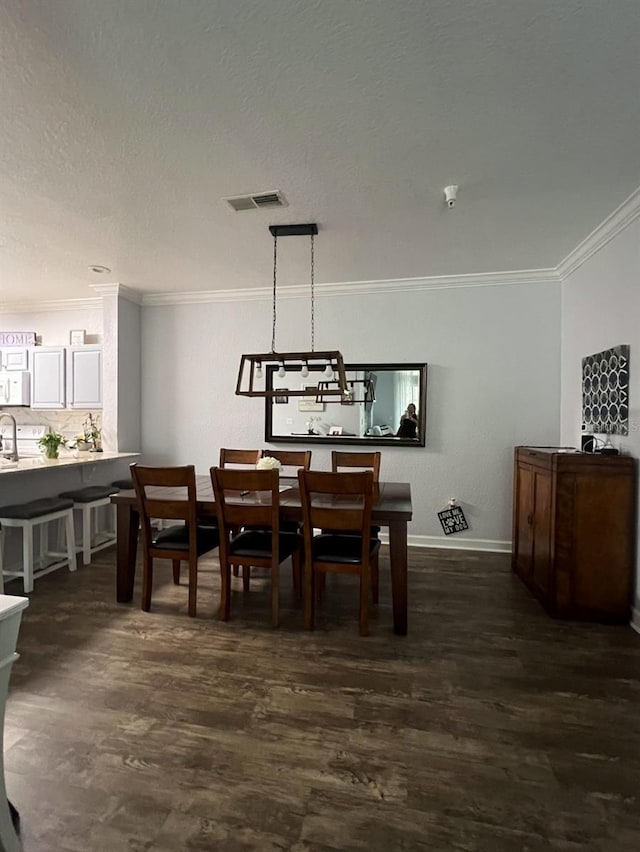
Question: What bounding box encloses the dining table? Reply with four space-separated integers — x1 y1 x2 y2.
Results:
110 475 412 634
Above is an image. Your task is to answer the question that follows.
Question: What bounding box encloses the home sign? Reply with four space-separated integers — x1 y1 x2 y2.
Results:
0 332 36 346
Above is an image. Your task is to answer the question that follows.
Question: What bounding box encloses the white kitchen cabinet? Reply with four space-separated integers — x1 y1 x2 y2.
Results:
67 346 102 409
30 347 66 409
0 348 28 371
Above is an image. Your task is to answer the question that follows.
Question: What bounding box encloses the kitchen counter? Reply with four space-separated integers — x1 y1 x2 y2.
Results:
0 451 139 476
0 451 139 575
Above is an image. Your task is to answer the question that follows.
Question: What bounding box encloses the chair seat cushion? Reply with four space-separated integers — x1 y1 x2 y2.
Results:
152 524 219 555
0 497 74 520
312 534 381 565
230 529 301 561
111 479 133 490
197 514 218 529
59 485 117 502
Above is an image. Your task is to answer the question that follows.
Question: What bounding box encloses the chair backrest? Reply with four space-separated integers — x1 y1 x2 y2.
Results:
262 449 312 473
331 451 381 482
219 448 261 468
211 467 280 536
298 469 375 541
130 463 198 551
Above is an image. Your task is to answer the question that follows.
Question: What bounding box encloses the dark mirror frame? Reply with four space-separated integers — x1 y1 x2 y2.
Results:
265 362 428 447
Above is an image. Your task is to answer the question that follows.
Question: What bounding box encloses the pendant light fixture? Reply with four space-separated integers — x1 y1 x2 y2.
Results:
235 224 348 398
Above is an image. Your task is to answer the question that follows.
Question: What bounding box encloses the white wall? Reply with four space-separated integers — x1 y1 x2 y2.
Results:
117 297 142 451
141 280 561 547
560 215 640 613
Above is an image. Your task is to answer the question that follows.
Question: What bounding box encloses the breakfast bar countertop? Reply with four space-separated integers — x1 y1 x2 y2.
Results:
0 451 139 476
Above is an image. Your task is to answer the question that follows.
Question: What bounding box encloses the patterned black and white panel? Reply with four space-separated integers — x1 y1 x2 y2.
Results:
582 345 629 435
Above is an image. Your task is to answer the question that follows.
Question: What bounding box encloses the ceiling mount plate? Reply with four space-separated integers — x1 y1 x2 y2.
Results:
269 223 318 237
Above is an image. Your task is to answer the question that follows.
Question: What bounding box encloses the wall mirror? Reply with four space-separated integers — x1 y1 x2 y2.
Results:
265 363 427 447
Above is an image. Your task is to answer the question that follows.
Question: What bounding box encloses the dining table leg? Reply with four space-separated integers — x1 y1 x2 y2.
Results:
388 519 408 635
116 503 139 603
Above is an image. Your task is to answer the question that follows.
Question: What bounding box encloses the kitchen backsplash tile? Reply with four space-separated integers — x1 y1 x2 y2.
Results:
2 408 101 446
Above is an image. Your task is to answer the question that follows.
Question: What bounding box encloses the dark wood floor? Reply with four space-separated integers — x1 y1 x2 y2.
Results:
4 546 640 851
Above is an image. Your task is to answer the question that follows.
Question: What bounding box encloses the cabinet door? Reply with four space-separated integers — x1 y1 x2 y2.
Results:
67 347 102 409
513 461 534 579
1 348 28 370
531 469 552 596
30 347 66 409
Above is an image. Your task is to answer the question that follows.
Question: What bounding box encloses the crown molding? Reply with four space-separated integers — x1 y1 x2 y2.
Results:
0 297 102 314
142 267 560 306
88 282 143 304
557 185 640 280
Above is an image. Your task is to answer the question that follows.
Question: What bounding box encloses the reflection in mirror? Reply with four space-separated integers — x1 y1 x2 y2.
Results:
265 363 427 447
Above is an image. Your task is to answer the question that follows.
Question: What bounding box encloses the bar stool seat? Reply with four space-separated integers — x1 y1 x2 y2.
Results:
0 498 76 593
111 479 133 490
59 486 119 566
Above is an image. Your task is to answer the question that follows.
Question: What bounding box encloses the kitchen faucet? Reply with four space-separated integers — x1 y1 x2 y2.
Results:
0 413 19 461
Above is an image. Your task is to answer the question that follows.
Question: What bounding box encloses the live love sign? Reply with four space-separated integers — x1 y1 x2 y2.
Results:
0 332 36 346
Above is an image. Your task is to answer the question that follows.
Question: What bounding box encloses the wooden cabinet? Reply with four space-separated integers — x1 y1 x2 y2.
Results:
512 446 636 622
67 346 102 409
30 346 66 409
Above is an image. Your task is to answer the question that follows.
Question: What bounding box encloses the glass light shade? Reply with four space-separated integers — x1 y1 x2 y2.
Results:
277 364 286 378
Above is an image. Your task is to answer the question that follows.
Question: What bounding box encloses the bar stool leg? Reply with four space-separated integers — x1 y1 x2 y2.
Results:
65 512 77 573
82 505 91 566
22 522 34 594
41 519 51 571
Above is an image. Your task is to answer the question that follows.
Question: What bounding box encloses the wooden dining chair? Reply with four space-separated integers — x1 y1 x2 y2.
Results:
329 451 381 600
130 464 219 617
262 449 312 473
210 467 303 627
298 469 381 636
219 448 262 468
219 449 262 576
261 450 312 534
331 450 381 480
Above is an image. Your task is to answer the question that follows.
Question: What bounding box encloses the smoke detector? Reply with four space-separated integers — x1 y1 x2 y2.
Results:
444 185 458 209
224 190 288 212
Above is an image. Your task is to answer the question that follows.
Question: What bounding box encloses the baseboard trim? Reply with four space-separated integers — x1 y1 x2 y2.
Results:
631 608 640 635
378 533 511 553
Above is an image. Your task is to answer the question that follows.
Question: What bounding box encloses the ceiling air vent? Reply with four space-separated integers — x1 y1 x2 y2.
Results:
224 190 287 212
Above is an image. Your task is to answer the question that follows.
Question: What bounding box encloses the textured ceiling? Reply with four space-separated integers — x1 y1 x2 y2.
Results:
1 0 639 304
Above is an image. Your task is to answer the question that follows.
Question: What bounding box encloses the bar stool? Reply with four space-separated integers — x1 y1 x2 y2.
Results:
0 498 76 593
58 485 119 567
111 479 133 490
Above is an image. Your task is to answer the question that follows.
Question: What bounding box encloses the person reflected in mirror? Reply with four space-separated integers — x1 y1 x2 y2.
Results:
396 403 419 439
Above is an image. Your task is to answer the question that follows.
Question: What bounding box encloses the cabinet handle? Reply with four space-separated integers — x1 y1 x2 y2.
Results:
527 513 533 526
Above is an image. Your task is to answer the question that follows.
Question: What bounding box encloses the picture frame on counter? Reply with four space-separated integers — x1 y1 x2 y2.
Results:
70 329 86 345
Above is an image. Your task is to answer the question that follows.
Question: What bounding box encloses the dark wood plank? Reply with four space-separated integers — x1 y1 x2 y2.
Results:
4 546 640 851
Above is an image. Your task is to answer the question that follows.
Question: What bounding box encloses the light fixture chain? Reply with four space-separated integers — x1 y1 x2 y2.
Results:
310 232 315 352
271 231 278 353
